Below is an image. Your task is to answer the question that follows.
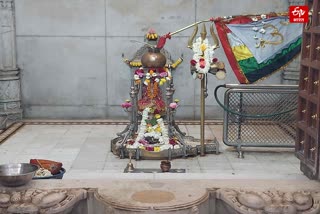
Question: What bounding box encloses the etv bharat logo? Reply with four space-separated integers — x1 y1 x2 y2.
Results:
289 6 309 23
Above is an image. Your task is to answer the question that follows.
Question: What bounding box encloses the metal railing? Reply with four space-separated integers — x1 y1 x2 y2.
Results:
221 84 298 158
281 68 300 83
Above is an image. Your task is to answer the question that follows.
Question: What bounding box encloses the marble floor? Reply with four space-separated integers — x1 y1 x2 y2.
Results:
0 122 307 181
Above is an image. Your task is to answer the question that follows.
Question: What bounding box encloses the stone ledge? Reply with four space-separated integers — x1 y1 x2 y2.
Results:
0 179 319 213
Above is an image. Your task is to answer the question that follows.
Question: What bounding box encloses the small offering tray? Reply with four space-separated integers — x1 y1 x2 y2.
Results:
33 168 66 179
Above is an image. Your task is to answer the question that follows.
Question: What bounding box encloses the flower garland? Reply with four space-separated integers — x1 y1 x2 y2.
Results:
126 107 178 151
136 67 171 115
133 67 171 86
190 37 215 76
135 107 169 145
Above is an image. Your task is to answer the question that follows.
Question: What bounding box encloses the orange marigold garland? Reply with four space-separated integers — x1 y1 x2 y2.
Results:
146 82 159 99
137 68 168 115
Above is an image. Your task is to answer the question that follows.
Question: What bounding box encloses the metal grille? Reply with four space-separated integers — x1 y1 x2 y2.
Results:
288 0 305 6
223 85 298 149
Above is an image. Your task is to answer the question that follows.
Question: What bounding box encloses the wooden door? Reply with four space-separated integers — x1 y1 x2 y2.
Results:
296 0 320 179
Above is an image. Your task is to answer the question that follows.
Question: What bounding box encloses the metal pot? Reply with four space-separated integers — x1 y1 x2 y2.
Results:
141 47 166 68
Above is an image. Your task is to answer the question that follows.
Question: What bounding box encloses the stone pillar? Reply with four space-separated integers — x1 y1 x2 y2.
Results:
0 0 22 130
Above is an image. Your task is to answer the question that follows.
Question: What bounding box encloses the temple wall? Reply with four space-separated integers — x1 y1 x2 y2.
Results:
0 0 22 130
15 0 290 119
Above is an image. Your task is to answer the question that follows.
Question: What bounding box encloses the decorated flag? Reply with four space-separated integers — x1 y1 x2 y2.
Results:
215 16 302 83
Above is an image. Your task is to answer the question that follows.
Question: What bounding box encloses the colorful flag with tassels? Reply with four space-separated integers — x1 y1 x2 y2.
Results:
215 16 302 84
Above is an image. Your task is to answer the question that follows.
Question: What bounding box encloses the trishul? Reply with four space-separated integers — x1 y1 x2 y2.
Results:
187 23 220 50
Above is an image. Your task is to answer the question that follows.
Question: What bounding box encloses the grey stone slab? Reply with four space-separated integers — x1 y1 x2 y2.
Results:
15 0 105 36
0 147 26 156
88 131 115 138
25 143 57 151
66 128 93 134
259 163 301 173
135 160 161 169
64 170 104 179
196 0 289 21
106 0 196 37
105 37 136 106
79 172 155 179
19 106 109 120
71 161 105 170
227 171 302 179
186 168 202 173
105 156 129 165
199 169 235 175
35 128 68 134
102 169 123 173
106 106 131 119
57 134 88 141
171 160 200 167
49 148 81 156
287 155 300 164
197 154 229 163
80 146 109 153
17 37 107 106
46 154 77 163
231 162 264 171
20 148 53 156
171 157 198 163
31 133 61 141
0 155 16 164
225 153 258 163
0 124 305 179
4 140 31 147
257 71 282 84
174 106 195 120
104 161 128 171
199 162 233 171
254 152 295 162
83 136 110 144
76 153 108 162
57 137 88 144
4 134 36 142
185 124 212 134
68 125 95 129
56 144 87 151
89 127 114 134
13 154 49 163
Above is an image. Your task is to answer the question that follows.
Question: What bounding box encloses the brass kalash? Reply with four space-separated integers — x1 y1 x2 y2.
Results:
111 21 225 160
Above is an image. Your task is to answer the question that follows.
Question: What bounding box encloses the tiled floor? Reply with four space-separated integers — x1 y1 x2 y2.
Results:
0 123 307 180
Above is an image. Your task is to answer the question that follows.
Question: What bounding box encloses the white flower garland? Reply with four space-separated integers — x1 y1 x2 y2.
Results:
192 37 215 74
127 107 173 151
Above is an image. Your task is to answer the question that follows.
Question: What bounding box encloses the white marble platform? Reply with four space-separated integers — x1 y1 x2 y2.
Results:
0 123 305 180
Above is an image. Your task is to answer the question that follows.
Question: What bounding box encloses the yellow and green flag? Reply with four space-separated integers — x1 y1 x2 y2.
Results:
215 16 302 83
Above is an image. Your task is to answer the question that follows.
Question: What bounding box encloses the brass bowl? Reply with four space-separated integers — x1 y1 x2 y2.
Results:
160 160 171 172
0 163 39 187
